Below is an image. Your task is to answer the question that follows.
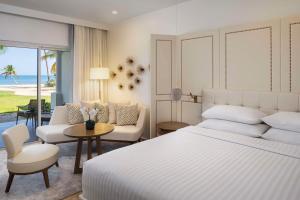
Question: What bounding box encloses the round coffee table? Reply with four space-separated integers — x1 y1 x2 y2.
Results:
63 123 114 174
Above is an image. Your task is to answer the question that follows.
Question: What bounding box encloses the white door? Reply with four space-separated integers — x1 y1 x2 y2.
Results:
150 35 176 138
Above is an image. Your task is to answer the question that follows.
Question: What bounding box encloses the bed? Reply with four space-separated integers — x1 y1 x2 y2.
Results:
82 90 300 200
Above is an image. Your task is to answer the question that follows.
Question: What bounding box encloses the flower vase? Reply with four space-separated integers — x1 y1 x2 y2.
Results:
85 120 95 130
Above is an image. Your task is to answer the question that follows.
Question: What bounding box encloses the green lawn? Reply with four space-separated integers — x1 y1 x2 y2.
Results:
0 91 50 113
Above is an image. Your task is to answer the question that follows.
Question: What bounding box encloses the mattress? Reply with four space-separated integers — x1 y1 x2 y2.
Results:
82 126 300 200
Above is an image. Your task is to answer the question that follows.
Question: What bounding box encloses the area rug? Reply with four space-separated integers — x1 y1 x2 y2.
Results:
0 141 129 200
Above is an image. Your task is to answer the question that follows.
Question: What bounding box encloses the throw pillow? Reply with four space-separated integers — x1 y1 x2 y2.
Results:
95 103 109 123
66 103 84 124
116 104 138 126
108 101 130 124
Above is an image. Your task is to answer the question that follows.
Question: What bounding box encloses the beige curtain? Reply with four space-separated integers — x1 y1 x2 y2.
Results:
73 25 108 103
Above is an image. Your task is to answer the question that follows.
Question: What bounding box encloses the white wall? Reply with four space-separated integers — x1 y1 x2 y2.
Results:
108 0 300 138
108 6 176 105
108 0 300 106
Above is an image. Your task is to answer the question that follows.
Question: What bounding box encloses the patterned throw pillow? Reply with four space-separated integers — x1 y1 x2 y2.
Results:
108 102 130 124
95 103 109 123
66 103 84 124
116 104 138 126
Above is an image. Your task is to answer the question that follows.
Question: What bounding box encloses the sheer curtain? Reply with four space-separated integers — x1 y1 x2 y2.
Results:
73 25 107 103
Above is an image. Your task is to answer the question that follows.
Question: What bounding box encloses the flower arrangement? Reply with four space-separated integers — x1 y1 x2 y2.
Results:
80 107 98 130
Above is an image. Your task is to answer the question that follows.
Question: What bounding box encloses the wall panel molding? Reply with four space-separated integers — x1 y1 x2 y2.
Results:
155 39 173 95
181 35 214 94
178 31 219 95
224 27 272 90
220 20 280 92
282 16 300 93
289 22 300 92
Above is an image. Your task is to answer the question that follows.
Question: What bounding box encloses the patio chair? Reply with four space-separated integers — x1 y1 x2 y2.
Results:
16 99 46 126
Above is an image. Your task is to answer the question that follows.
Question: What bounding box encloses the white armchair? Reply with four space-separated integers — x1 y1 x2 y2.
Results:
36 105 147 144
2 124 59 192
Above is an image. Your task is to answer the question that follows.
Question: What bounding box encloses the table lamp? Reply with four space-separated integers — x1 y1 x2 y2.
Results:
90 67 109 102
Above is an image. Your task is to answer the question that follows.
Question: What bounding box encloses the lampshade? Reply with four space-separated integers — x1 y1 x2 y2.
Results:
90 68 109 80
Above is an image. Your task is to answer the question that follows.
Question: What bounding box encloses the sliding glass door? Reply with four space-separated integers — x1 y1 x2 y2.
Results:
0 45 38 146
0 45 65 147
40 49 57 126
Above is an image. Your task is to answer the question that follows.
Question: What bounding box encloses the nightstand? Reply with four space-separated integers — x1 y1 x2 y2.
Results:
157 121 189 136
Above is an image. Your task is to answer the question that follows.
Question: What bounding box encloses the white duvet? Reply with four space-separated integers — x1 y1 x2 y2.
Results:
82 126 300 200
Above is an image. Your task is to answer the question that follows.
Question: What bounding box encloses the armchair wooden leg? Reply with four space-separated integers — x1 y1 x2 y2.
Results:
42 169 50 188
16 115 19 125
5 172 14 193
55 161 59 167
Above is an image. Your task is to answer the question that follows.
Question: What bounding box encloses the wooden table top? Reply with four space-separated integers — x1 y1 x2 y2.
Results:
157 121 189 131
63 123 114 138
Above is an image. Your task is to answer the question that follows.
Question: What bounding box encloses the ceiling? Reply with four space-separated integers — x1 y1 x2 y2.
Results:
0 0 189 25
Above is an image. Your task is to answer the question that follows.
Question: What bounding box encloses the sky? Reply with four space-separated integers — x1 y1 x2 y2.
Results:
0 47 55 75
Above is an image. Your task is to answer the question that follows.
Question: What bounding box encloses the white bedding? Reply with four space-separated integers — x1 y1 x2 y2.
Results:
82 126 300 200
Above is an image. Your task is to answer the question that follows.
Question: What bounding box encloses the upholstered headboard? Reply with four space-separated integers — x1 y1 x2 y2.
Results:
202 89 300 114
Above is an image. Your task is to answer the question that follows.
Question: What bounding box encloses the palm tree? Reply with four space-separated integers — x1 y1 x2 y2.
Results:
0 45 7 55
51 62 56 76
41 50 56 83
1 65 17 82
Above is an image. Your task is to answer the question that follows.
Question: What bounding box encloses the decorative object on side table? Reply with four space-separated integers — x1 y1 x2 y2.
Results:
189 92 198 103
157 121 189 136
80 107 98 130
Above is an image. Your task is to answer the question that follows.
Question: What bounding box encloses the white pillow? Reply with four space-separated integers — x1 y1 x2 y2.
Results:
263 128 300 146
197 119 269 137
202 105 266 124
262 112 300 132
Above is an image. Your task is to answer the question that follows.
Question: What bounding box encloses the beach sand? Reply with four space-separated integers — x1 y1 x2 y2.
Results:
0 84 55 96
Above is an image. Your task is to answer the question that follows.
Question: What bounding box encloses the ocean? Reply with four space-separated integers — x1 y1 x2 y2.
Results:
0 75 53 85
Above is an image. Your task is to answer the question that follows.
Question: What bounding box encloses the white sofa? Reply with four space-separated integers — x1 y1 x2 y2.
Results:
36 105 147 144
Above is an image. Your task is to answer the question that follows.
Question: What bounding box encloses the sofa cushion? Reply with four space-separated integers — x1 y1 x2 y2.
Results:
36 124 76 143
95 103 109 123
108 102 130 124
101 125 142 142
8 144 59 173
66 103 84 124
116 104 138 126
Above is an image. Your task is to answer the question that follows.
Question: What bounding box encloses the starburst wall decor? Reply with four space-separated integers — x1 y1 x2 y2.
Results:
113 57 147 90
